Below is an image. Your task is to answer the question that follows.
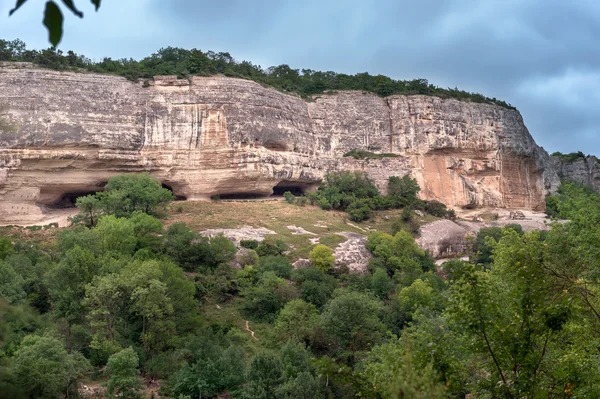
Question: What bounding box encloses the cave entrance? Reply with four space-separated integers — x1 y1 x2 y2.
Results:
45 189 103 209
217 192 270 200
162 183 186 201
272 181 316 196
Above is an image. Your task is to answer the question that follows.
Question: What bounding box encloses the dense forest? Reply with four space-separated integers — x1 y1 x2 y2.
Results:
1 172 600 398
0 38 515 109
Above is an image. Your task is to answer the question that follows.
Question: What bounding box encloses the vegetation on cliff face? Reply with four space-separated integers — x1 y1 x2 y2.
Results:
285 172 455 223
0 38 515 109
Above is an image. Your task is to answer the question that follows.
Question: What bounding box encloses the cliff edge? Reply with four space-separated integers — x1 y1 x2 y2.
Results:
0 62 559 222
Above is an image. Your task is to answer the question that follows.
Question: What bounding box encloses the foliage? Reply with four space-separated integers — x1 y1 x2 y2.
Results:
320 290 385 352
551 151 587 163
9 1 102 46
388 175 421 203
11 335 90 399
257 255 293 279
308 244 335 272
74 173 173 225
0 37 515 108
343 149 400 160
240 239 259 249
256 239 288 257
106 347 143 399
274 299 320 343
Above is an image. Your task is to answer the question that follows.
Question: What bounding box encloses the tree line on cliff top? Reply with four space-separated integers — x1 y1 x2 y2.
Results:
0 38 515 109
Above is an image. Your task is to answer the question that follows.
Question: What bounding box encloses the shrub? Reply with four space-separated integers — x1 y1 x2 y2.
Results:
309 244 336 272
240 239 259 250
74 173 174 224
346 199 373 222
257 239 288 257
258 255 293 279
388 175 420 203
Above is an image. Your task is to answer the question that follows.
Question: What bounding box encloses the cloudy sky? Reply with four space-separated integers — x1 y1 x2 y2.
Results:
2 0 599 154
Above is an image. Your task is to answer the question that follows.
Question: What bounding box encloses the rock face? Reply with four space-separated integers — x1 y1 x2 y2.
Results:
0 62 559 222
551 155 600 193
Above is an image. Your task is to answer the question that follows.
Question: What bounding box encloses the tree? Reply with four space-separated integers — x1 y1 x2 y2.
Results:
9 0 102 46
106 347 143 399
48 245 98 349
447 230 570 397
361 336 447 399
275 299 320 343
99 173 174 218
74 194 102 227
0 261 26 304
388 176 420 202
243 352 284 399
11 335 90 399
309 244 335 272
320 291 385 352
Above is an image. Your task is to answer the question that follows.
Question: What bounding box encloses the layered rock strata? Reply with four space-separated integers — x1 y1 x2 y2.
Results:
0 62 559 222
551 155 600 193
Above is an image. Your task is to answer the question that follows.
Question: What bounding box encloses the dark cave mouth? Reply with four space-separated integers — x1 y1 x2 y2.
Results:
272 181 316 196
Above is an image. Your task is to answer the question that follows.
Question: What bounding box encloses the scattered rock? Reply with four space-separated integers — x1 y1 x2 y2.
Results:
286 225 317 235
309 237 320 245
334 232 371 273
200 226 276 245
509 210 527 220
293 258 312 269
414 210 425 217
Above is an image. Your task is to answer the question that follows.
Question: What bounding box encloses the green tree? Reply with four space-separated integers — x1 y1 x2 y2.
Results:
361 336 447 398
0 261 26 304
11 335 90 399
274 299 320 343
106 347 143 399
320 291 385 352
309 244 335 272
243 352 284 399
292 267 337 309
74 194 102 227
388 175 420 202
48 245 98 349
447 230 570 397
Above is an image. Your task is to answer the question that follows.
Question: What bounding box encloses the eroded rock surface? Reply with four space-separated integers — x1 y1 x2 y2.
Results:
551 155 600 193
418 210 550 258
0 62 559 222
199 226 275 244
334 232 371 273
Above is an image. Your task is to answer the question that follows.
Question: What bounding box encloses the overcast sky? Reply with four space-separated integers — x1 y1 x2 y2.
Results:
2 0 599 155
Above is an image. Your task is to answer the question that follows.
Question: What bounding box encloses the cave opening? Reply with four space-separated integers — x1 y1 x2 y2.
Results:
162 183 186 201
272 181 316 196
46 190 102 209
217 192 270 200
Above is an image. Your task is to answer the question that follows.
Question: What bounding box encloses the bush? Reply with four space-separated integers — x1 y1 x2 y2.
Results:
309 245 335 272
256 239 288 257
74 173 174 225
346 199 373 222
240 239 259 249
258 255 293 279
388 175 420 203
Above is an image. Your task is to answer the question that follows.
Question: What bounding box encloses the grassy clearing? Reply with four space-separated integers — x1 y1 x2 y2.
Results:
165 200 439 260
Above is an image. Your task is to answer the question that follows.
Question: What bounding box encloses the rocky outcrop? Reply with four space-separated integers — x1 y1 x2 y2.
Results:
551 155 600 193
0 62 559 222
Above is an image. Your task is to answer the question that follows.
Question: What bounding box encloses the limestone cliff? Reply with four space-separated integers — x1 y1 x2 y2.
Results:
0 62 559 222
551 155 600 192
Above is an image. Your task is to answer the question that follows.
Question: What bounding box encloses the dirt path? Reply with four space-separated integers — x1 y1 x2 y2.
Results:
0 208 77 228
245 320 258 340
